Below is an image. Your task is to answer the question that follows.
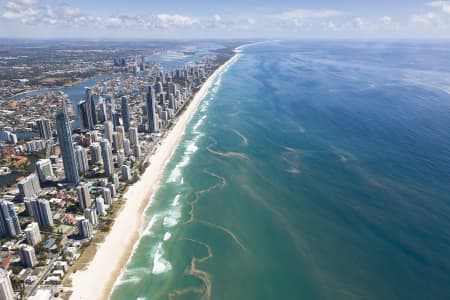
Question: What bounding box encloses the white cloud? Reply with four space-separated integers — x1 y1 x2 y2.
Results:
354 17 364 28
275 8 341 23
411 1 450 28
156 14 199 28
322 21 337 31
380 16 392 25
428 1 450 13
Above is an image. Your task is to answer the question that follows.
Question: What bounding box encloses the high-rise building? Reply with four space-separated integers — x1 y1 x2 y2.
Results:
24 222 42 246
123 138 131 156
86 88 97 126
0 268 14 300
121 96 130 132
24 198 33 217
146 85 159 133
117 150 125 169
78 100 94 130
112 111 121 129
112 132 123 152
133 144 141 158
103 121 114 143
76 182 91 210
100 140 114 177
89 143 102 164
78 88 97 130
107 183 116 198
35 159 54 183
18 173 41 200
78 218 92 239
97 100 107 123
96 197 106 216
121 165 132 182
102 187 112 205
84 208 98 226
0 201 21 237
112 173 119 189
36 118 52 140
129 127 139 146
30 198 53 228
18 244 37 267
75 146 89 174
55 106 80 185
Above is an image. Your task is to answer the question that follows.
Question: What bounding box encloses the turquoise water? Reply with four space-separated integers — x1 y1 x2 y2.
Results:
111 41 450 300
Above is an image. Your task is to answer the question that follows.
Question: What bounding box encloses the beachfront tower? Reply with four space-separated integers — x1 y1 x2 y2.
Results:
24 222 42 246
56 106 80 185
103 120 114 143
100 139 114 177
30 198 54 227
0 201 22 237
76 182 91 210
0 268 14 300
121 96 130 132
146 85 159 133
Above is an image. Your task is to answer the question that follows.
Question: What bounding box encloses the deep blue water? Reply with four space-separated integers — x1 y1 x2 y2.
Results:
110 41 450 300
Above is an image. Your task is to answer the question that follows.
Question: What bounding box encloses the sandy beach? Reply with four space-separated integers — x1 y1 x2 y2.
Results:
69 51 239 300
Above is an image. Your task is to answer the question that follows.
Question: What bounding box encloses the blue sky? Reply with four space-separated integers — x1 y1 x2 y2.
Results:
0 0 449 39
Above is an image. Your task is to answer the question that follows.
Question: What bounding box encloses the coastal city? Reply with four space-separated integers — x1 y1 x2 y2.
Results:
0 41 235 299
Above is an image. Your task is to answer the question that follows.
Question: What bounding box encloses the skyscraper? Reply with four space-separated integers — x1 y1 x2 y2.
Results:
55 106 80 185
0 201 21 237
123 138 131 156
86 88 97 126
75 146 89 174
30 198 54 228
129 126 139 146
78 88 97 130
133 144 141 158
18 173 41 200
121 165 132 181
35 159 54 183
102 187 112 205
100 139 114 177
78 100 94 130
78 218 92 239
84 208 98 226
76 182 91 210
121 96 130 132
103 120 114 143
18 244 37 267
112 132 123 152
89 143 102 164
0 268 14 300
24 222 42 246
146 85 159 133
96 197 106 216
36 118 52 140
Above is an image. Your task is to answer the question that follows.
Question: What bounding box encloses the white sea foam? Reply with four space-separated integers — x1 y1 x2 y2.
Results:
171 194 181 207
163 208 181 228
142 214 160 236
151 242 172 274
193 115 206 133
163 232 172 241
166 136 201 183
115 275 141 286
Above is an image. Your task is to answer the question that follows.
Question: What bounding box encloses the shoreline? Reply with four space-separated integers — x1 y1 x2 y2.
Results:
69 49 241 300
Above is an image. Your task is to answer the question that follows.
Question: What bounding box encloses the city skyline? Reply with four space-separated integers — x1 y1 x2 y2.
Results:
0 0 450 39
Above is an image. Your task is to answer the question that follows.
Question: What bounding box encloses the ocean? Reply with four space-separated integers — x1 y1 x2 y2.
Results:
110 41 450 300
